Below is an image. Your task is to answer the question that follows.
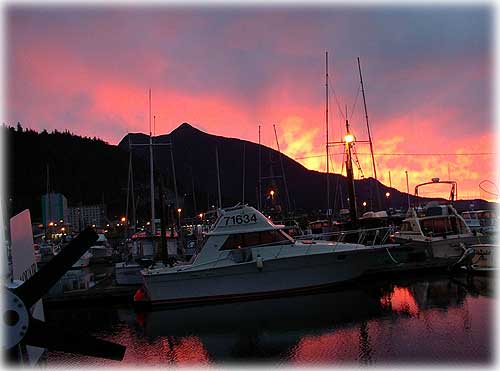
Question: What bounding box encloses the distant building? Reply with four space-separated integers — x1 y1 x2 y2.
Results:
41 193 68 226
65 204 106 232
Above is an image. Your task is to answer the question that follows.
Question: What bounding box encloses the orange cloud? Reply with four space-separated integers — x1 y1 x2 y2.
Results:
7 22 496 202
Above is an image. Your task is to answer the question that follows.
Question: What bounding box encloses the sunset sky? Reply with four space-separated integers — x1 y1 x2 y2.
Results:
6 5 496 201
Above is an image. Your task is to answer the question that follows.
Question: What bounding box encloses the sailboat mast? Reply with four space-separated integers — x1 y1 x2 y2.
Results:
125 136 131 227
46 164 50 234
357 57 377 181
131 152 136 232
149 89 156 235
325 51 330 223
345 119 357 225
242 142 246 204
191 171 197 215
405 170 410 208
258 125 262 210
216 145 222 209
273 124 291 212
169 141 179 210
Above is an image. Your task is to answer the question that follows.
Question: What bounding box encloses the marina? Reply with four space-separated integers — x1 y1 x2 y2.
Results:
3 4 496 367
45 272 493 365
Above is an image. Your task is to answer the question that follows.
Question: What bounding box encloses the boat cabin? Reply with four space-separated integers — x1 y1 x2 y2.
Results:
399 202 470 239
192 205 291 264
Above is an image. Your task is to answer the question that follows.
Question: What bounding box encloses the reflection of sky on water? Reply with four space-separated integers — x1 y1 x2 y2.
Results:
46 274 493 366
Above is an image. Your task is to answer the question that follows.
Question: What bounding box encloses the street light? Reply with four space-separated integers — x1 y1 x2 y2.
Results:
385 192 390 198
121 217 126 223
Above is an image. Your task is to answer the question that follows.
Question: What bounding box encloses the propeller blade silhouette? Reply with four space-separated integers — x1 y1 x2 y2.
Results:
13 227 98 308
23 318 126 361
5 227 126 362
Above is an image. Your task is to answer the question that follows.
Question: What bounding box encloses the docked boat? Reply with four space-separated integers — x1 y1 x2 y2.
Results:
134 204 397 306
465 243 496 273
115 229 179 285
89 233 113 264
115 261 143 285
461 210 497 236
393 179 480 264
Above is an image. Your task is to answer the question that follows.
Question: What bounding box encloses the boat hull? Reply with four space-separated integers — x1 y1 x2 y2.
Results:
394 235 481 260
141 249 378 305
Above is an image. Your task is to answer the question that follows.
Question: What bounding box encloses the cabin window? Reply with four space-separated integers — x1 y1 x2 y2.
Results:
420 218 451 235
220 230 291 250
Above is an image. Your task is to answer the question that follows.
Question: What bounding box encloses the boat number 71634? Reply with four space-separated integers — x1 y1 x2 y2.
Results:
222 214 258 226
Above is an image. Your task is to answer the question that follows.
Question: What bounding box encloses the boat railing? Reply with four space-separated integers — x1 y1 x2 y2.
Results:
296 226 395 246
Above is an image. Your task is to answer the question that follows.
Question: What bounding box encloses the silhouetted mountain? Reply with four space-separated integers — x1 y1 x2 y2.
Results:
6 123 493 222
119 122 491 217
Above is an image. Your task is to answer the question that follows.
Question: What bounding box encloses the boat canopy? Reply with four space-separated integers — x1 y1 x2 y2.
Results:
206 205 285 236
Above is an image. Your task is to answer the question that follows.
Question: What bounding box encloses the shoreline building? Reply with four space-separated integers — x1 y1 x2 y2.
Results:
41 193 68 226
65 204 106 232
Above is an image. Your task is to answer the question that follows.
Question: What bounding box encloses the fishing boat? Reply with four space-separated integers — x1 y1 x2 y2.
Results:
134 204 392 306
115 229 179 285
393 179 480 264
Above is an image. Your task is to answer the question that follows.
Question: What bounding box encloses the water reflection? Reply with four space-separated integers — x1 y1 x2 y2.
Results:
46 272 493 365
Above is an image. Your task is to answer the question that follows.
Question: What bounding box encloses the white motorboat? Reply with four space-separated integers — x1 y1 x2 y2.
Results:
394 179 481 263
135 204 392 306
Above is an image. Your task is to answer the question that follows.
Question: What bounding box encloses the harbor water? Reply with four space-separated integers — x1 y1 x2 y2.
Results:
45 272 494 366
